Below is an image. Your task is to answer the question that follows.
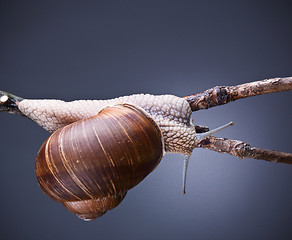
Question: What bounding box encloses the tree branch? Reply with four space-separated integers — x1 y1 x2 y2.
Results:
182 77 292 111
184 77 292 163
197 137 292 164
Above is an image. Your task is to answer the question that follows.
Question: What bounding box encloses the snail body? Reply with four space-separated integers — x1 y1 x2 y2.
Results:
18 94 196 154
0 91 232 220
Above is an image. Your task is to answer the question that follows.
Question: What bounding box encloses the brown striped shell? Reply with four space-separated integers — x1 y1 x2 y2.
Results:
35 104 163 221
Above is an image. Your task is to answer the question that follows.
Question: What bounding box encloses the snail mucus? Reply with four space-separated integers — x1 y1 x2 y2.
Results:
0 90 232 221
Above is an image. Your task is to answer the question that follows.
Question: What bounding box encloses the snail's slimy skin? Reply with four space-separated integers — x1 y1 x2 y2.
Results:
18 94 196 155
1 90 234 218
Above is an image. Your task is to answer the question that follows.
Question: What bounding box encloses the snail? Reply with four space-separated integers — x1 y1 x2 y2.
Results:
0 91 232 220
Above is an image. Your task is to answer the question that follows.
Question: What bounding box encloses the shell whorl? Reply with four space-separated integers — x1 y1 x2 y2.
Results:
19 94 197 155
35 104 163 220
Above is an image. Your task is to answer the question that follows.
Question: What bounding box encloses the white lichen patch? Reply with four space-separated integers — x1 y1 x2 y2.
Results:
0 95 8 103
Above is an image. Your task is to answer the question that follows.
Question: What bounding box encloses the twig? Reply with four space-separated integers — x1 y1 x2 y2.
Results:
184 77 292 163
197 137 292 164
183 77 292 111
194 125 209 133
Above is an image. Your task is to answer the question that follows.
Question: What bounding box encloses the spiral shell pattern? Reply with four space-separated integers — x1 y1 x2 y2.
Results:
35 104 163 220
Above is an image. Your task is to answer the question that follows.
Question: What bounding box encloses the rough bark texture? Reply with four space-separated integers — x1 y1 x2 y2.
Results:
194 125 209 133
183 77 292 164
183 77 292 111
198 137 292 164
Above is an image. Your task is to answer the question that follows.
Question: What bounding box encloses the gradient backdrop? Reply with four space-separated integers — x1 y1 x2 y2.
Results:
0 1 291 240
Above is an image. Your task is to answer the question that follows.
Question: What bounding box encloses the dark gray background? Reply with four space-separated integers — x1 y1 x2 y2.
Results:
0 1 291 239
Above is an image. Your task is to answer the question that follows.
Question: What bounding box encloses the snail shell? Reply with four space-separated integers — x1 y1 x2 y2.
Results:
35 103 163 221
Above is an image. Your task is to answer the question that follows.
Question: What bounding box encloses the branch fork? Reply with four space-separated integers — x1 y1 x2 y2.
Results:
187 77 292 164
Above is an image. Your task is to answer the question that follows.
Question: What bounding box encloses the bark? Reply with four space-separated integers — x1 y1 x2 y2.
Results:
183 77 292 111
184 77 292 164
197 137 292 164
194 125 209 133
